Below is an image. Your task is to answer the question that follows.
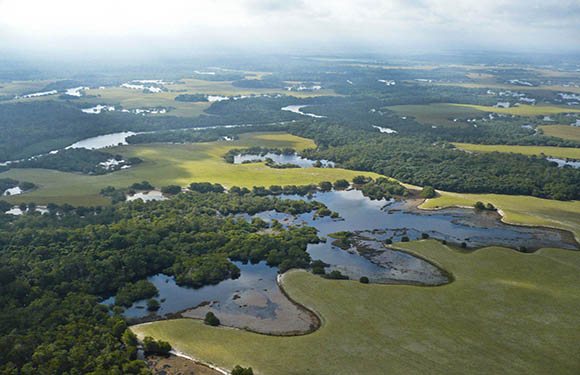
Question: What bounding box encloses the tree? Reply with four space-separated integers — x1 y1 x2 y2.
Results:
352 175 369 185
122 329 139 347
204 311 220 326
474 201 486 210
319 181 332 191
421 186 436 199
147 298 160 311
359 276 369 284
232 365 254 375
161 185 182 195
333 179 349 190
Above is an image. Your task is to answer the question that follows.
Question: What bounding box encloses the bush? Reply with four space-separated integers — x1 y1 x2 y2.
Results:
204 311 221 326
325 270 349 280
401 236 410 242
421 233 429 239
461 242 467 248
359 276 369 284
232 365 254 375
319 181 332 191
333 179 349 190
385 238 392 245
312 266 325 275
352 175 370 185
474 201 486 210
147 298 160 311
421 186 436 199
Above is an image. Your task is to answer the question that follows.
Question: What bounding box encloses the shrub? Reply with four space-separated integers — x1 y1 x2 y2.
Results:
359 276 369 284
333 179 349 190
474 201 486 210
232 365 254 375
401 236 410 242
421 233 429 239
161 185 182 195
204 311 221 326
421 186 436 199
147 298 160 311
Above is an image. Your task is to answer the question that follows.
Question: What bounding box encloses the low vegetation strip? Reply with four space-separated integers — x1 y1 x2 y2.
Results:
452 142 580 160
132 240 580 375
452 103 580 116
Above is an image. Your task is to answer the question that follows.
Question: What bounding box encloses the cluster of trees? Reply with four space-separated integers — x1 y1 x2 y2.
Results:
13 148 142 175
355 176 409 200
174 94 208 102
114 280 159 307
0 186 331 373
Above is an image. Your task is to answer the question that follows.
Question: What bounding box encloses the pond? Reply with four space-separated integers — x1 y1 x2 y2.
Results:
66 132 138 149
547 157 580 168
281 105 326 118
234 153 334 168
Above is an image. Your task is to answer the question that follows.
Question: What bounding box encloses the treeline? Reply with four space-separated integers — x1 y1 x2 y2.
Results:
13 148 142 175
126 124 287 145
292 123 580 200
0 178 36 196
0 187 327 374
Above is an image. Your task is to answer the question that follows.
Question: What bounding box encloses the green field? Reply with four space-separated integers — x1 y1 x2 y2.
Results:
431 82 580 95
540 125 580 142
386 103 485 126
0 132 379 206
133 240 580 375
420 191 580 242
452 142 580 160
82 87 212 117
452 103 580 116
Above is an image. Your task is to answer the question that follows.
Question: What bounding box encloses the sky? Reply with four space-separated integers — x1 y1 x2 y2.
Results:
0 0 579 58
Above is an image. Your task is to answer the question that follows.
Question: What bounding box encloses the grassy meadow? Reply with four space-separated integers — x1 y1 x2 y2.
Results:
452 103 580 116
0 132 379 206
452 142 580 160
133 240 580 375
386 103 485 126
540 125 580 142
420 191 580 242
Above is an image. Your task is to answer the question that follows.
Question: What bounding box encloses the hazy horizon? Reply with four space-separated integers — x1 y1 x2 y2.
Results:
1 0 579 60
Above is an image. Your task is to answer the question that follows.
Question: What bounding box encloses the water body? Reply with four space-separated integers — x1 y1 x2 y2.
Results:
111 189 576 325
103 261 277 319
126 191 168 202
281 105 326 118
234 153 334 168
67 132 137 149
547 157 580 168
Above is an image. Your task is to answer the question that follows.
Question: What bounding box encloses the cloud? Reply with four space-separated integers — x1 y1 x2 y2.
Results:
0 0 578 56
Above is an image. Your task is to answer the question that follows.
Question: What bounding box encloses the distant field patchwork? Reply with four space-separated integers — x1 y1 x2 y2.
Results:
452 142 580 160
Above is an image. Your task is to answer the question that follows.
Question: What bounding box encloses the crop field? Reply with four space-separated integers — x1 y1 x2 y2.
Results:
540 125 580 142
386 103 485 126
133 240 580 375
0 132 379 206
452 103 580 116
420 191 580 242
452 142 580 160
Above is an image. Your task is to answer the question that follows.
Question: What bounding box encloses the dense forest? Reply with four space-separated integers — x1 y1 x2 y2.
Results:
0 187 329 374
290 122 580 200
